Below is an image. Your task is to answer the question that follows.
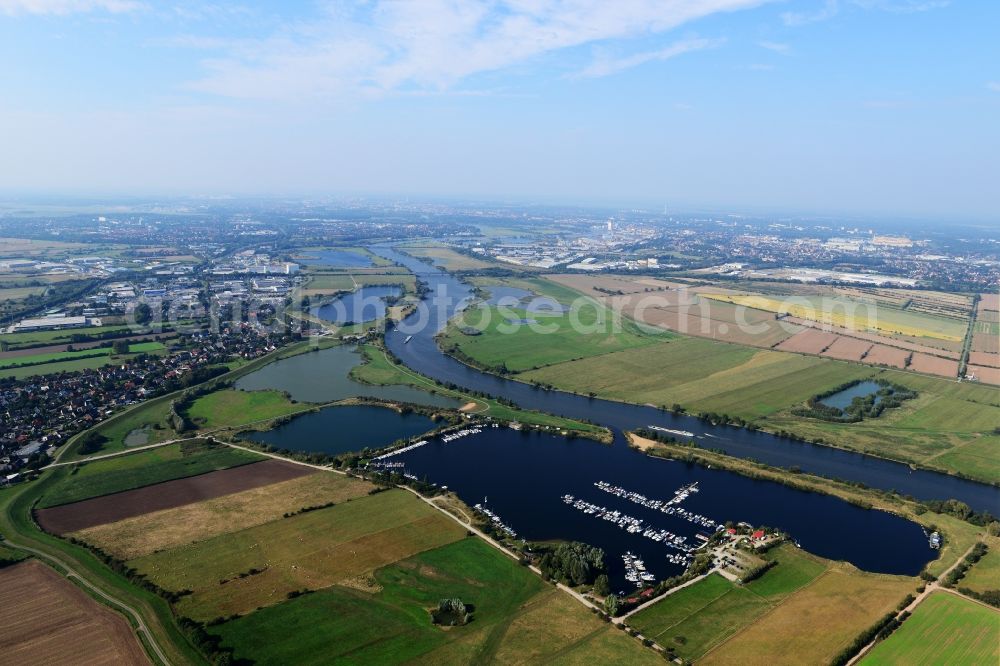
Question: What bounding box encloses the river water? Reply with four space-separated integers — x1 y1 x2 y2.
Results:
357 245 1000 587
374 246 998 515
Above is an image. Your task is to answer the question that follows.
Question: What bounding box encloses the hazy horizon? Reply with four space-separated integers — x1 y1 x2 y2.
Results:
1 0 997 220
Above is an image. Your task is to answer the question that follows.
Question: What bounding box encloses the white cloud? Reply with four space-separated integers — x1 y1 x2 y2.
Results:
184 0 772 100
0 0 141 15
574 38 725 79
782 0 839 26
782 0 948 26
757 40 790 54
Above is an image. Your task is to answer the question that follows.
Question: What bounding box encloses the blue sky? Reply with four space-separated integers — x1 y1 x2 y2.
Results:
0 0 997 220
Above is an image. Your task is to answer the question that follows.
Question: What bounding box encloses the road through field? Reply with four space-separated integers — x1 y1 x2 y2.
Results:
0 538 169 665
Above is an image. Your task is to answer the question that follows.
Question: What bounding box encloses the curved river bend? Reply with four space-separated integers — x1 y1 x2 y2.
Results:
374 246 998 515
349 246 999 587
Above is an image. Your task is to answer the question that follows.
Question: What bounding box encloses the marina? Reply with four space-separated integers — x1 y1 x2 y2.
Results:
473 502 518 539
375 439 428 459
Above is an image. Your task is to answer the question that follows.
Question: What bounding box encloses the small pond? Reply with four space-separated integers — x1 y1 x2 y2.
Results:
312 285 402 325
241 404 436 455
818 381 885 410
234 345 460 408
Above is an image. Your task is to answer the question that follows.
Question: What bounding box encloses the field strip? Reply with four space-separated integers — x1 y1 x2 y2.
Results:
695 571 836 663
217 439 607 619
846 543 981 665
619 570 715 619
0 539 170 665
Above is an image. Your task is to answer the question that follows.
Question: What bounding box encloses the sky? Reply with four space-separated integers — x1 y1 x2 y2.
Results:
0 0 997 220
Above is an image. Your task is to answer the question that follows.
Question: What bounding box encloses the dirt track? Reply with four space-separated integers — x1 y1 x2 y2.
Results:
0 559 150 665
36 459 315 534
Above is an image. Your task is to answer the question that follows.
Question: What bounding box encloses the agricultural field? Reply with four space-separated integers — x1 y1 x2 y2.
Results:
630 545 832 661
72 471 373 560
0 341 163 369
0 284 46 301
521 332 1000 482
186 388 302 429
861 592 999 665
302 271 416 295
210 536 659 665
522 336 870 418
36 459 312 534
700 292 969 343
958 536 1000 597
441 294 665 373
38 440 264 508
131 488 467 620
0 324 134 350
0 559 149 665
403 243 497 271
545 273 683 298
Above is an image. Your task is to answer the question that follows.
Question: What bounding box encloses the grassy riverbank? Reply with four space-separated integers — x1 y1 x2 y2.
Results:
625 433 985 578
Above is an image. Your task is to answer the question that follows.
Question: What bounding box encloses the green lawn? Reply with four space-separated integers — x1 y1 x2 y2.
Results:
630 573 772 660
0 352 146 380
38 440 263 508
522 336 868 417
186 389 302 429
748 544 828 598
861 592 999 665
630 546 831 660
441 297 666 373
960 538 1000 596
210 537 641 665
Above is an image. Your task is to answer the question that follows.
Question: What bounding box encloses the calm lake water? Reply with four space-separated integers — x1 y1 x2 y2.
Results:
819 381 884 410
398 429 935 591
312 285 402 325
299 249 373 268
376 245 999 515
242 404 436 455
234 345 460 408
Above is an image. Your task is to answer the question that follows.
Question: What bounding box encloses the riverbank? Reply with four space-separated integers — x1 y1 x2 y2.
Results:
624 433 985 578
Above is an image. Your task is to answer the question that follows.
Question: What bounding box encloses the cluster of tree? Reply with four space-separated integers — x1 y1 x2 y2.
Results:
944 542 988 588
282 501 336 518
739 560 777 583
537 541 606 587
792 379 916 423
75 430 109 455
175 616 237 666
431 598 471 626
920 499 997 527
67 537 191 604
830 608 910 666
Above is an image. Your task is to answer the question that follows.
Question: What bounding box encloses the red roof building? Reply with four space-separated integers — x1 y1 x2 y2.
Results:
752 529 765 540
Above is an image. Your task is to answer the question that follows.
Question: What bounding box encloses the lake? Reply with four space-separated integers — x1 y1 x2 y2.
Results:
234 345 460 408
374 245 999 515
242 404 436 456
312 285 402 324
819 381 885 410
397 428 936 592
299 249 373 268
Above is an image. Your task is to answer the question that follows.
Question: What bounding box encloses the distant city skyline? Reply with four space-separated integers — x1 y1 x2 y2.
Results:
1 0 997 220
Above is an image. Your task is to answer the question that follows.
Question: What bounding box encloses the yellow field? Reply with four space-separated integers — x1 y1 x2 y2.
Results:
699 567 914 665
72 472 373 559
701 293 967 341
